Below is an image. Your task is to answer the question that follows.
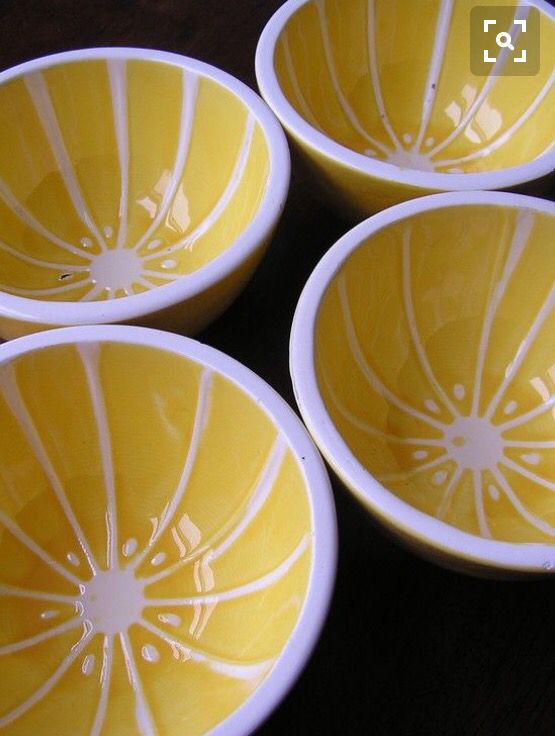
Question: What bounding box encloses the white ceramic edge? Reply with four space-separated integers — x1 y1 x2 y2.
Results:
255 0 555 192
0 324 337 736
290 190 555 573
0 48 291 327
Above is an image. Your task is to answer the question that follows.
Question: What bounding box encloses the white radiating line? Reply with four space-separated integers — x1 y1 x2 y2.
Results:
128 368 212 572
90 635 113 736
140 618 273 681
473 469 491 538
436 69 555 168
145 437 288 586
428 4 528 159
148 534 309 608
142 269 181 282
143 113 256 260
0 584 76 604
320 367 445 446
378 454 449 483
0 630 92 728
0 617 81 655
471 209 533 416
0 239 88 271
500 392 555 432
281 33 323 131
119 632 156 736
494 465 555 536
0 366 99 576
132 71 198 253
337 273 446 432
0 178 94 259
505 439 555 449
501 456 555 493
436 466 463 519
0 278 91 297
24 73 108 251
81 282 105 302
0 509 82 587
402 227 458 418
413 0 454 152
367 0 401 150
108 60 130 250
78 343 118 570
485 266 555 421
314 0 391 155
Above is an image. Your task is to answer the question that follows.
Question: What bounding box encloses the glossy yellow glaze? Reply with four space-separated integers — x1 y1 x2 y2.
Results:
0 342 312 734
316 203 555 544
0 56 270 304
268 0 555 216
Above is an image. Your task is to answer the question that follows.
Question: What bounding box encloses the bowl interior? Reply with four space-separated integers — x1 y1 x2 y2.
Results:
0 340 313 734
315 202 555 544
0 55 271 302
272 0 554 174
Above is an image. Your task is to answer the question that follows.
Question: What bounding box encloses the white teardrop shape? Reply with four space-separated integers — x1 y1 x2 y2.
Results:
158 613 182 628
424 399 441 415
151 552 166 566
521 453 541 466
413 450 428 460
40 609 59 620
364 148 376 157
147 238 162 251
161 259 177 270
453 384 465 400
67 553 80 567
103 225 114 238
504 400 518 415
488 484 500 501
141 644 160 663
122 538 138 557
80 237 93 249
402 133 412 144
448 167 463 173
82 654 95 676
425 137 435 147
433 471 448 486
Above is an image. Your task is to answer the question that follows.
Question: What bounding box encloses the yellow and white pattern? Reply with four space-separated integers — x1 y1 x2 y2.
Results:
0 340 312 734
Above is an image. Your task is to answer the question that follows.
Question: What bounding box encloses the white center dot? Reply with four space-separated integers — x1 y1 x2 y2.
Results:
80 568 145 635
89 249 143 291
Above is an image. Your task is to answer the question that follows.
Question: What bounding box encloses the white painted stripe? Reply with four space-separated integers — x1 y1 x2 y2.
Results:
120 632 156 736
78 343 118 570
128 368 212 572
485 248 555 420
90 636 113 736
0 584 76 604
0 366 99 576
132 71 198 253
139 618 274 681
413 0 454 152
402 226 458 417
108 60 130 251
500 392 555 432
144 113 256 260
471 209 533 416
0 278 90 297
473 469 491 538
494 465 555 536
378 455 448 483
367 0 401 151
436 466 463 519
436 69 555 168
0 510 82 587
281 34 323 131
141 269 181 282
0 617 81 656
81 282 105 302
337 273 446 431
501 457 555 493
505 439 555 449
0 631 92 728
0 239 88 271
0 178 93 259
24 73 108 251
313 0 391 155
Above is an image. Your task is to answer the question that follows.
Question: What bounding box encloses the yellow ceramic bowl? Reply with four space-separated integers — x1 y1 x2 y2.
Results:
291 192 555 576
0 48 290 340
0 326 336 735
256 0 555 218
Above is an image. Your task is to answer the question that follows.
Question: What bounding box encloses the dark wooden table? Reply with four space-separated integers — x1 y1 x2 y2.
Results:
1 2 555 734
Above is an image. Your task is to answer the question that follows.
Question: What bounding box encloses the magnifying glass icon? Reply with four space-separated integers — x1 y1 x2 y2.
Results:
496 31 515 50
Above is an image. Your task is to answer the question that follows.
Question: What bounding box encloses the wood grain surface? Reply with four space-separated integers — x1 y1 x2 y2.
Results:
0 2 554 734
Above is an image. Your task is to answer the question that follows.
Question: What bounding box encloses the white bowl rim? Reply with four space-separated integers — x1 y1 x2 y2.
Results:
0 324 337 736
0 48 291 327
256 0 555 193
290 190 555 573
